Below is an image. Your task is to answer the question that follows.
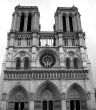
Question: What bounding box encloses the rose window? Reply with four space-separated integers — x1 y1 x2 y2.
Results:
40 52 56 68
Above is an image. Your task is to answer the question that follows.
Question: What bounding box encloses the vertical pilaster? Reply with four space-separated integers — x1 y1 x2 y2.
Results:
1 101 6 110
34 12 39 31
58 33 64 67
11 12 18 31
24 13 28 31
31 13 34 31
31 33 37 67
58 13 63 31
72 13 78 32
55 14 59 31
29 101 34 110
62 100 66 110
66 14 70 32
16 13 21 31
77 13 82 31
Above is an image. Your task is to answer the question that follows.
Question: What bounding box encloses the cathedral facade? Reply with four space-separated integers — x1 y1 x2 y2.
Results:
0 5 96 110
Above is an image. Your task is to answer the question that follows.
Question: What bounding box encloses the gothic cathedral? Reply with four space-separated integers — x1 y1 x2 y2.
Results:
0 5 96 110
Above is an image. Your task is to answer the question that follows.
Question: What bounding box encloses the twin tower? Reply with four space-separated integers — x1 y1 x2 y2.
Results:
0 5 96 110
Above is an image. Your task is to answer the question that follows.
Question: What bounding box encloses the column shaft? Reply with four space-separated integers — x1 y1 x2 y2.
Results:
62 100 66 110
16 14 21 31
31 14 34 31
29 101 34 110
24 14 28 31
77 13 82 31
66 15 70 32
55 15 59 31
73 15 78 31
58 14 63 31
11 12 17 31
34 13 39 31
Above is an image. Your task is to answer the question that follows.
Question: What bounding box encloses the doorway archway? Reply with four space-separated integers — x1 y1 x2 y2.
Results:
66 83 87 110
34 81 61 110
8 85 29 110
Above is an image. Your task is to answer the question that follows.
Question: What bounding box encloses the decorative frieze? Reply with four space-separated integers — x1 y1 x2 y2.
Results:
4 69 89 80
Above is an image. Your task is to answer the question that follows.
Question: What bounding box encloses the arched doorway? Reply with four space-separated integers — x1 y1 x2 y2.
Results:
66 83 87 110
7 85 29 110
34 81 61 110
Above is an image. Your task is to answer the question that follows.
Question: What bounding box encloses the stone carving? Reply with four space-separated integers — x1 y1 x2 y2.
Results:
2 93 6 101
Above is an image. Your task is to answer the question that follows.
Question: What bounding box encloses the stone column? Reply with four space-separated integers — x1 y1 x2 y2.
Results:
11 12 18 31
16 13 21 31
77 13 82 31
58 33 64 67
31 13 34 31
72 13 78 32
66 14 70 32
58 13 63 31
55 14 59 31
1 101 6 110
34 12 39 31
24 13 28 31
61 100 66 110
29 101 34 110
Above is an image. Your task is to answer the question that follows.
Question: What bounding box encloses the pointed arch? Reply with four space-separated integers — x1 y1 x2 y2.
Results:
73 57 79 69
24 57 30 69
69 15 73 32
66 57 71 69
27 13 32 31
66 83 86 99
8 84 29 101
35 81 61 100
16 57 21 69
19 13 25 32
62 14 66 31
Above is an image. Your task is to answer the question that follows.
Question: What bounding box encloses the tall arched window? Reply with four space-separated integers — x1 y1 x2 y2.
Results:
66 58 71 69
69 15 73 32
19 13 25 32
62 15 66 31
73 57 79 69
24 57 29 69
16 57 21 69
27 14 32 31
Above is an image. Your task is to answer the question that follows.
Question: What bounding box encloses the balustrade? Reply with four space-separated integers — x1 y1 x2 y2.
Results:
4 69 88 80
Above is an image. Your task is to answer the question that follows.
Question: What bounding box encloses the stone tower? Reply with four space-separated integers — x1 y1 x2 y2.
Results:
0 5 95 110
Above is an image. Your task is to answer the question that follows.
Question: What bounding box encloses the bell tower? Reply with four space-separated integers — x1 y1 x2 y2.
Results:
0 5 95 110
54 6 87 69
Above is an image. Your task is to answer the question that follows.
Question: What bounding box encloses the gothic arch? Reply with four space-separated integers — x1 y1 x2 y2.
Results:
64 51 82 69
66 83 87 110
35 81 61 100
66 83 86 99
7 84 29 110
8 84 29 101
37 49 59 59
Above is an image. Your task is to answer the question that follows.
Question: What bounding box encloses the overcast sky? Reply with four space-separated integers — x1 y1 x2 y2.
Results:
0 0 96 85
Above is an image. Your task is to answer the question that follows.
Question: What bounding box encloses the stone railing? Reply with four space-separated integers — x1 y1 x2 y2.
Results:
4 69 89 80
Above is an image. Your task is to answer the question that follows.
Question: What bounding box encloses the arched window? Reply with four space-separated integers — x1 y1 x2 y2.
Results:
16 58 21 69
27 14 32 31
69 15 73 32
24 57 29 69
66 58 71 69
19 13 25 32
73 57 79 69
62 15 66 31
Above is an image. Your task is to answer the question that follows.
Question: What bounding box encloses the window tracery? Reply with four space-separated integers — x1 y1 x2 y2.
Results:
39 52 56 68
24 57 30 69
16 57 21 69
66 58 71 69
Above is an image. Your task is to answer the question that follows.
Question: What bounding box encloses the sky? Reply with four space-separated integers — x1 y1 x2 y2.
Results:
0 0 96 85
